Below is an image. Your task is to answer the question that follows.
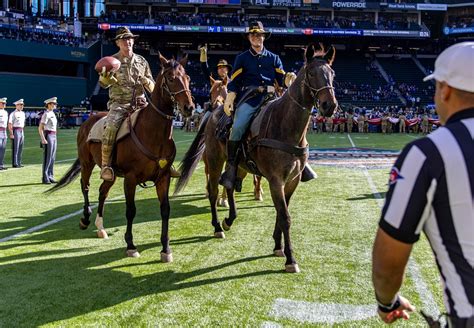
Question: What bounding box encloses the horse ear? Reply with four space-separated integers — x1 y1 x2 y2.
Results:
222 75 229 86
159 52 169 66
305 44 315 64
179 54 188 67
324 46 336 66
317 42 325 53
209 75 216 86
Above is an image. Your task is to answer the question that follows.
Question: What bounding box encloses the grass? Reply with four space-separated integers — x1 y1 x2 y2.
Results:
0 127 442 327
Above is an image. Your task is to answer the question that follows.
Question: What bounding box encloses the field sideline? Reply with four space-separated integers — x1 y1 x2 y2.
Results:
0 127 443 327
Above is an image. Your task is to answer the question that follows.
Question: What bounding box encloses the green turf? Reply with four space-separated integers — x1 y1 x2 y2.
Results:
0 128 442 327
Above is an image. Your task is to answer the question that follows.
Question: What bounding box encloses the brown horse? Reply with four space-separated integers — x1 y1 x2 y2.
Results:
48 54 194 261
175 44 337 272
206 76 264 208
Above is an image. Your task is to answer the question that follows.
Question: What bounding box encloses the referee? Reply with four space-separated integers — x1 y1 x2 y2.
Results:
372 42 474 327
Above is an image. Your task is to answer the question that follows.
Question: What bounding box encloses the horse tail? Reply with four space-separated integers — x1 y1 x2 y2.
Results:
174 112 210 195
45 158 81 194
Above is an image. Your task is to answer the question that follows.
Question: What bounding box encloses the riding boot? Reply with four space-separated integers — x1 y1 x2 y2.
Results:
100 144 114 181
301 163 317 182
219 140 240 190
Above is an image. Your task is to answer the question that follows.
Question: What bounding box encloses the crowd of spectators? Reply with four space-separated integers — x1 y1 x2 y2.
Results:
0 26 93 47
446 15 474 28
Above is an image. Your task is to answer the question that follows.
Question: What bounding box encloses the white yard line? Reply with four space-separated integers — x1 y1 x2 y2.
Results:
347 134 356 148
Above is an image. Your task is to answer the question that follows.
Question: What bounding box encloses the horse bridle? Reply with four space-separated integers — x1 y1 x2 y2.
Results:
143 66 193 121
288 59 334 112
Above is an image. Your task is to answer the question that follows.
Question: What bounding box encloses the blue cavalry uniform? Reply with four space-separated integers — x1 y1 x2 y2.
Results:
227 47 285 141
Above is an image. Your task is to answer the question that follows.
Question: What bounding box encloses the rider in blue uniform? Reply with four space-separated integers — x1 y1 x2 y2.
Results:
220 21 316 190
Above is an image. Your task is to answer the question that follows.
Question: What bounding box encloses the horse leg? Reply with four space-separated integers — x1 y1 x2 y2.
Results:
218 187 228 208
95 179 115 239
79 162 94 230
124 177 139 258
269 180 299 273
254 175 264 201
208 167 226 238
156 173 173 262
222 186 237 231
274 177 299 258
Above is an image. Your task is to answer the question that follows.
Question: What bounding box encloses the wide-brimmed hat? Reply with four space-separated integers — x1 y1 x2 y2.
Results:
245 21 271 39
216 59 232 71
13 99 24 105
0 97 7 103
113 27 139 41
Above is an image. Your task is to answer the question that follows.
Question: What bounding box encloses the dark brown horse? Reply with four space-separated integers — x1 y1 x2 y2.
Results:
206 76 264 208
175 44 337 272
48 54 194 261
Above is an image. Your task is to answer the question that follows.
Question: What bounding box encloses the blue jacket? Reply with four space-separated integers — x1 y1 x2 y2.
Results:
228 47 285 107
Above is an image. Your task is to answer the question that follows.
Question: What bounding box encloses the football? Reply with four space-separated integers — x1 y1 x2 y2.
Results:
95 56 121 73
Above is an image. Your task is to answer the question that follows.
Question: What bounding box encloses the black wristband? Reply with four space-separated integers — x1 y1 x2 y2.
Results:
377 295 401 313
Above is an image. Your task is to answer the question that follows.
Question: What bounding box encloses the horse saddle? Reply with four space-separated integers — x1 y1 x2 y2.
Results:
87 108 143 143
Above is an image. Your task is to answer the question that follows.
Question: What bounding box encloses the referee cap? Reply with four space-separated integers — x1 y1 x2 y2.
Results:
423 42 474 93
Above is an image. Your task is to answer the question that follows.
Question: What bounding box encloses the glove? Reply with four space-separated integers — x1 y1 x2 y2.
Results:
199 44 207 63
140 76 155 93
99 66 117 86
284 72 297 88
223 92 236 117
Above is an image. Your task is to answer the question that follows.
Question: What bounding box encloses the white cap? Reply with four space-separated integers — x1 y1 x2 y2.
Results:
13 99 24 105
423 42 474 93
44 97 58 104
0 97 6 103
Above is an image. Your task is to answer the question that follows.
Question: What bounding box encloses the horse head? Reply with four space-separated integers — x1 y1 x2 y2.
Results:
157 53 195 117
209 75 228 109
303 43 338 117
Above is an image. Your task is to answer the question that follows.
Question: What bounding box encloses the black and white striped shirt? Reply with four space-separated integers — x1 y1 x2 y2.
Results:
380 107 474 319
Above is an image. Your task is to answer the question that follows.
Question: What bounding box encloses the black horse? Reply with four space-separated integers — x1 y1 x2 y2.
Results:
175 44 337 272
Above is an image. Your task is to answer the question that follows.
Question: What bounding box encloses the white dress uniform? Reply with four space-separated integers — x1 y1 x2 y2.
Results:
8 99 25 167
0 97 8 170
41 97 58 184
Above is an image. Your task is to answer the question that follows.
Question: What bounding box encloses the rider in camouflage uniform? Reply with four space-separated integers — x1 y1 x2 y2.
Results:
99 27 162 181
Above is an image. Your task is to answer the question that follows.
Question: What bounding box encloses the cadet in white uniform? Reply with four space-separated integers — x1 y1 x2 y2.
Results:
39 97 58 184
0 97 8 170
8 99 25 168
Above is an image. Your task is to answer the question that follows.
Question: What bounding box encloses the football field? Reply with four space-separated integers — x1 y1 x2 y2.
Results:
0 127 443 327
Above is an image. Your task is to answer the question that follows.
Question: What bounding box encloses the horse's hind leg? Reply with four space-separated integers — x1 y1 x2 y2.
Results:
95 179 115 239
218 187 228 208
79 161 94 230
254 175 264 201
222 168 244 230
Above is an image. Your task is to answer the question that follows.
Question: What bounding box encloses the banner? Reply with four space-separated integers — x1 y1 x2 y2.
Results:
177 0 241 4
319 0 379 9
251 0 302 6
416 3 447 11
385 3 417 10
444 26 474 35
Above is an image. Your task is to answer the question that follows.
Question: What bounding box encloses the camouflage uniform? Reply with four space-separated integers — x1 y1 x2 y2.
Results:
101 52 154 147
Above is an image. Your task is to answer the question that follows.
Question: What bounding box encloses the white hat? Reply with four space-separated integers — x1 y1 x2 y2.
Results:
423 42 474 93
0 97 6 103
44 97 58 104
13 99 24 105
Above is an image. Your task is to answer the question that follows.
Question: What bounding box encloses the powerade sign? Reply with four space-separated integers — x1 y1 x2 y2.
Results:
332 1 366 8
444 26 474 35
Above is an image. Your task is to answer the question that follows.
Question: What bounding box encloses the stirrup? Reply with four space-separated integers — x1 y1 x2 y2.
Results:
100 166 114 181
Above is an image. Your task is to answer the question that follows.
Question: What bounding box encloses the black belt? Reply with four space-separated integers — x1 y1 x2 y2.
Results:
447 316 474 328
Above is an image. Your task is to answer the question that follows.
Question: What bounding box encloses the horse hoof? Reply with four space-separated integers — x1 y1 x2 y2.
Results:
161 252 173 263
79 219 89 230
126 249 140 258
274 249 285 257
222 219 230 231
255 195 263 201
214 231 225 239
285 264 300 273
97 229 109 239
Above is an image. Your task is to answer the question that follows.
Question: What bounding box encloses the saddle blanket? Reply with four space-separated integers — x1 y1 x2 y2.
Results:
87 109 142 143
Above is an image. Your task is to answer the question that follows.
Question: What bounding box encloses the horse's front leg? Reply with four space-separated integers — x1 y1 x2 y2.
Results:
124 176 139 257
222 187 237 231
156 172 173 262
269 180 299 273
253 175 263 201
